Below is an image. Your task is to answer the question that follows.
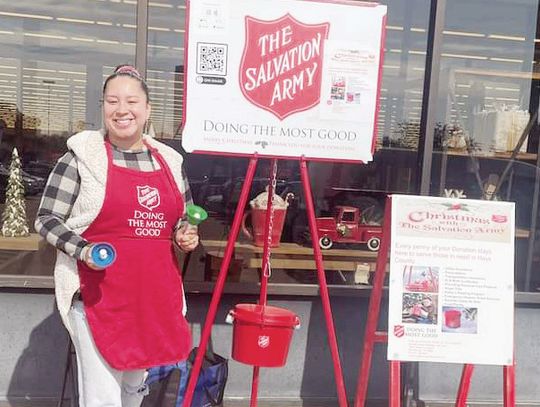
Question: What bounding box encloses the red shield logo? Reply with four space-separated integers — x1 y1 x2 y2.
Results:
394 325 405 338
137 185 160 211
239 14 329 120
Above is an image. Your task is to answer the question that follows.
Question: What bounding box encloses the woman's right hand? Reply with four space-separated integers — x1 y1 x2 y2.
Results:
83 244 106 271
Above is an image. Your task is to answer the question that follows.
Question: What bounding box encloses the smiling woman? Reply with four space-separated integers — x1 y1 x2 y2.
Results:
32 64 199 407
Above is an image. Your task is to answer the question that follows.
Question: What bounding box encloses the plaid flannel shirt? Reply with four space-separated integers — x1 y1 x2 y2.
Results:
35 145 193 261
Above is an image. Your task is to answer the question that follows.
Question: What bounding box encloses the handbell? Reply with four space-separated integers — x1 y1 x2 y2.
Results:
185 204 208 229
90 242 116 268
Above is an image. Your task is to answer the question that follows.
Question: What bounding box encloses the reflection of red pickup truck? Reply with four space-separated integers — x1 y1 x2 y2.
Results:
316 206 383 250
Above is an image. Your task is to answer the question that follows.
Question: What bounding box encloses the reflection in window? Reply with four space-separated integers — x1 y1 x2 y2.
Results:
434 0 538 155
0 0 137 164
377 0 429 150
429 0 540 291
324 0 430 198
147 1 186 139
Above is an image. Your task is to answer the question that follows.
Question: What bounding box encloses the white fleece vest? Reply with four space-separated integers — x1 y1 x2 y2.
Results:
54 130 186 335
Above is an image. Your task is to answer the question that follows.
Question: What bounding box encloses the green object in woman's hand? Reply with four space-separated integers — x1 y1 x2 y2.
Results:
186 204 208 226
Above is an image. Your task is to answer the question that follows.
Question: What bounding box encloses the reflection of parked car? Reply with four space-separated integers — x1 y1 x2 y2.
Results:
191 175 233 215
22 172 46 196
192 175 290 218
191 173 307 241
23 161 55 180
0 163 46 201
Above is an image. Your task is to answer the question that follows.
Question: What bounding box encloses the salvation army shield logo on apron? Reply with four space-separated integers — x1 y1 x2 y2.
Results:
239 14 329 120
137 185 161 210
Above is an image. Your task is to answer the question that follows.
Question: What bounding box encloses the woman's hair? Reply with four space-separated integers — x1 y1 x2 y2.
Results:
102 64 150 102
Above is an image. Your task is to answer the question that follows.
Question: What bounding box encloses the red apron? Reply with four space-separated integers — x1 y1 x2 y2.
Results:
78 140 191 370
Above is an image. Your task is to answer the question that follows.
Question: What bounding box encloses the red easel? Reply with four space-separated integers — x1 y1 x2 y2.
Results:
181 156 349 407
354 197 392 407
354 196 516 407
454 362 515 407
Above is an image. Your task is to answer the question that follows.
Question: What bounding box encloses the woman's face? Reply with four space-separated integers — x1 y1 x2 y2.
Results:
103 76 150 149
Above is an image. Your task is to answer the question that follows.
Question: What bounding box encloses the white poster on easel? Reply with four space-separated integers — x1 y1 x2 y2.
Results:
387 195 514 366
182 0 387 162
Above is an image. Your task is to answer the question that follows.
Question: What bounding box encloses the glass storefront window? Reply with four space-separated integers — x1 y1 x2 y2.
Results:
0 0 137 162
317 0 430 229
429 0 540 291
0 0 136 277
147 0 186 139
378 0 430 150
3 0 538 293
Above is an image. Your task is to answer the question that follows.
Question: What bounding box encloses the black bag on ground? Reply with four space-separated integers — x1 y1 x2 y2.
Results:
142 345 228 407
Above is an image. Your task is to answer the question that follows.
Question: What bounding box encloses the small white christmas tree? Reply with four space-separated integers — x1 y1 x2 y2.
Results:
1 148 29 237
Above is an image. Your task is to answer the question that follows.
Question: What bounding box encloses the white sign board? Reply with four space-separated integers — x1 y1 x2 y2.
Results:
387 195 514 366
182 0 387 162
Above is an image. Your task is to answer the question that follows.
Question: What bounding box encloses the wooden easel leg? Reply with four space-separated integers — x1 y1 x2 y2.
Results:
182 156 259 407
455 364 474 407
300 158 348 407
503 362 515 407
389 361 401 407
354 198 392 407
250 158 278 407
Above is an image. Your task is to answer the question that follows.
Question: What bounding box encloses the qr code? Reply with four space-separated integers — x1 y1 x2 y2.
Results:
196 42 228 76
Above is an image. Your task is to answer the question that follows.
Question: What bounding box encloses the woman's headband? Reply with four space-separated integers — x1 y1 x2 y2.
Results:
103 64 150 101
114 65 144 82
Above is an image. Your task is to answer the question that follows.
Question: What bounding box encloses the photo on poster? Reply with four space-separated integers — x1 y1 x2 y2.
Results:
346 91 361 104
402 293 438 325
330 76 346 100
441 306 478 334
402 265 439 293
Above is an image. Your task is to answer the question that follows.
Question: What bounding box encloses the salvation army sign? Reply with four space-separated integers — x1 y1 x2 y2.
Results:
182 0 387 162
240 14 329 120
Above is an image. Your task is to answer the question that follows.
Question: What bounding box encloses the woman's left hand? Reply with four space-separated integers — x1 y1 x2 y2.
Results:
175 224 200 252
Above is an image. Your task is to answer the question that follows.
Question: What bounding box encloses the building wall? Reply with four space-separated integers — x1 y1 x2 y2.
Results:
1 290 537 405
0 291 390 405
